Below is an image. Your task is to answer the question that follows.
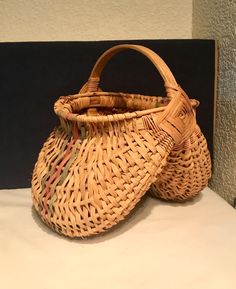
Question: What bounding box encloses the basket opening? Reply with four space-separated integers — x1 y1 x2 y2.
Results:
68 93 170 116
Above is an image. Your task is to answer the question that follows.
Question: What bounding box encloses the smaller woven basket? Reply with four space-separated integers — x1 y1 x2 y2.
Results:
150 124 211 201
149 85 212 201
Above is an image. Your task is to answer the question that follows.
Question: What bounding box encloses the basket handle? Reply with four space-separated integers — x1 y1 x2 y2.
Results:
85 44 179 98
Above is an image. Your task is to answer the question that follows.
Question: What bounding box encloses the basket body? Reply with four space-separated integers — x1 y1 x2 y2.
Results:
31 44 211 237
31 91 174 237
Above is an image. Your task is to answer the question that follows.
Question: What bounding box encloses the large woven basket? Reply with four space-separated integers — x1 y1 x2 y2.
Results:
32 44 198 238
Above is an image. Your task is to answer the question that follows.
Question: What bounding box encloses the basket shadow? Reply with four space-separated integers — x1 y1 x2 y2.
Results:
31 191 203 244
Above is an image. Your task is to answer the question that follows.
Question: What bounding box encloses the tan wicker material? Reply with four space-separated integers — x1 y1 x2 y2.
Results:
150 124 212 201
32 44 200 238
150 87 212 201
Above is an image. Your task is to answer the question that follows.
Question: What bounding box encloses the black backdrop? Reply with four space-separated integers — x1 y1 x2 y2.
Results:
0 40 216 188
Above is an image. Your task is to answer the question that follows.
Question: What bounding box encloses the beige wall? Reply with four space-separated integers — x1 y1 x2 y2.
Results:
0 0 192 41
193 0 236 204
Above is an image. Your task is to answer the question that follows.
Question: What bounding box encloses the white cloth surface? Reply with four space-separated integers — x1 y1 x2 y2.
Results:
0 187 236 289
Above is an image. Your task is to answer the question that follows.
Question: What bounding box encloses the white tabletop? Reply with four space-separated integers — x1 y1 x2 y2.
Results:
0 187 236 289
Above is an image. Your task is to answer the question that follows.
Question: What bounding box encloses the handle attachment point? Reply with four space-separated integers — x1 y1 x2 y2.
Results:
87 77 100 92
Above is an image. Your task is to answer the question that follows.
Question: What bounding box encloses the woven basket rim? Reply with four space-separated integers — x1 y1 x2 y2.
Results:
55 91 198 123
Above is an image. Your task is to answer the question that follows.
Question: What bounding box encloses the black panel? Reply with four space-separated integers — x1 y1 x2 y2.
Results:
0 40 215 188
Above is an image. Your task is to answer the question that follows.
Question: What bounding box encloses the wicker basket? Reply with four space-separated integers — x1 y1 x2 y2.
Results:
32 44 199 238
